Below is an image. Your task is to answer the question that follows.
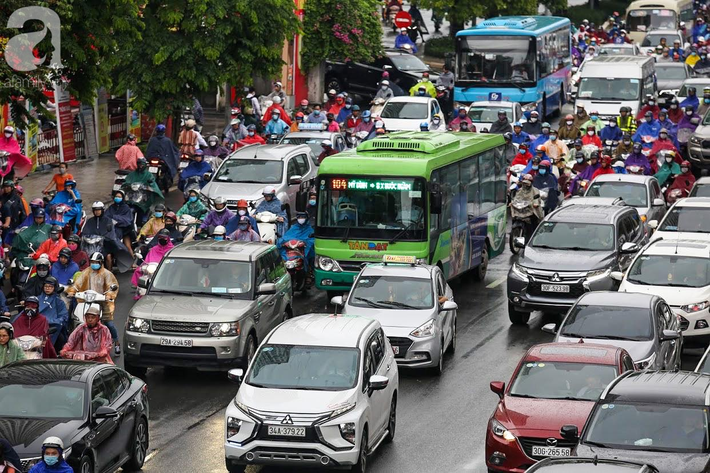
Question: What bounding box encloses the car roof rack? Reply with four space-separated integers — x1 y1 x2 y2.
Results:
599 370 635 401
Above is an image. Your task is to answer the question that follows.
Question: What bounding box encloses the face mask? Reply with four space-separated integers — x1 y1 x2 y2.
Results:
364 117 370 123
609 121 616 127
50 234 59 241
91 263 101 271
687 111 694 116
576 157 584 163
248 131 255 136
3 132 11 138
566 120 573 126
591 115 598 121
532 165 539 170
37 269 48 278
587 130 595 136
314 110 321 115
166 223 175 229
422 78 429 82
381 85 388 90
671 104 678 109
154 212 163 218
418 91 426 96
189 196 197 203
209 141 218 147
649 101 655 106
550 135 557 141
577 110 585 116
297 218 307 225
214 236 224 241
272 116 279 121
660 133 668 139
530 117 538 122
705 99 710 104
666 157 673 163
682 167 690 173
539 168 547 175
308 199 316 206
44 456 58 466
237 209 247 217
623 140 631 145
238 224 248 231
68 243 77 251
114 197 123 204
59 168 66 175
646 117 653 123
518 149 525 154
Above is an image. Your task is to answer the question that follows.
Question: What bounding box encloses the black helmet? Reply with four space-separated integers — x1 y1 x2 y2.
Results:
59 247 72 259
154 203 166 212
296 210 309 219
157 228 170 237
90 252 104 263
50 225 62 234
44 276 58 287
67 234 80 244
503 132 512 141
137 157 148 167
25 296 39 306
590 150 600 159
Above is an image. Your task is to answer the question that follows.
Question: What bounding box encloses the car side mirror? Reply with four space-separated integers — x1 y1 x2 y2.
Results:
661 329 680 341
441 300 458 311
514 237 526 249
383 65 393 71
560 424 579 440
542 323 557 335
490 381 505 399
257 283 277 295
227 368 244 383
330 296 344 306
610 271 624 282
620 242 639 254
652 198 665 207
289 175 303 186
369 375 389 392
203 172 212 181
137 277 149 289
94 405 119 420
647 219 658 229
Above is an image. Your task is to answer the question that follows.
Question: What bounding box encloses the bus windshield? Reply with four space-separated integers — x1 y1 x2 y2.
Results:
626 9 677 32
457 36 535 84
317 176 427 241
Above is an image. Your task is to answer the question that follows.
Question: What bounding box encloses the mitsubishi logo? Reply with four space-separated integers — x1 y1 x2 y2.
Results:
281 415 294 425
546 438 558 447
551 273 561 282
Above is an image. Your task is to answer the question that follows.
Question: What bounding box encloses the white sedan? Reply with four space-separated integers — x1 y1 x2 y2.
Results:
380 96 446 132
466 100 524 132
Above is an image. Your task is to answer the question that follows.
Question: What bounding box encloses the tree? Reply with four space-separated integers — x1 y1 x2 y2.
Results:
113 0 300 121
0 0 141 127
301 0 383 71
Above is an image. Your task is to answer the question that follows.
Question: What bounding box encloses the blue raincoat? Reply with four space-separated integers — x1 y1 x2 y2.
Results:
50 189 82 232
145 134 180 179
225 213 260 237
104 201 135 239
599 125 623 141
254 197 288 236
532 172 559 212
531 133 550 152
632 120 661 148
39 292 69 344
680 94 699 111
511 130 530 145
51 259 80 285
178 160 213 191
277 221 315 271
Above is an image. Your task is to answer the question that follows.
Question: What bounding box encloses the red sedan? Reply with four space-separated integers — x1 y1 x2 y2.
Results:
485 342 635 472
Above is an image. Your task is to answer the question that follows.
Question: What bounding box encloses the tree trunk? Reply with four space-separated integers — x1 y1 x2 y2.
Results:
307 61 326 104
449 20 465 38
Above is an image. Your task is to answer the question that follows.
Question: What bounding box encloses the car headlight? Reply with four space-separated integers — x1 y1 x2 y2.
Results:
329 401 356 419
681 301 710 313
521 102 538 112
511 263 529 280
586 268 611 283
490 419 516 442
316 255 341 272
690 136 702 145
634 352 656 370
227 416 242 438
62 446 72 459
126 317 149 333
339 422 356 444
410 319 435 338
209 322 240 337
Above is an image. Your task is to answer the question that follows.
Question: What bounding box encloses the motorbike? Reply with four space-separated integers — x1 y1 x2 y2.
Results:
123 182 150 216
113 169 130 193
50 203 85 238
182 175 203 201
135 261 159 298
81 234 104 257
282 239 308 292
406 23 422 43
148 157 172 195
667 187 687 205
69 285 118 330
177 214 200 241
255 211 279 243
626 165 645 175
179 153 191 171
370 98 386 118
17 335 44 360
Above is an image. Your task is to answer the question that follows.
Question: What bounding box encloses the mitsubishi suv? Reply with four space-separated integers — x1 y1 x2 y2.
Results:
224 313 398 473
507 204 647 324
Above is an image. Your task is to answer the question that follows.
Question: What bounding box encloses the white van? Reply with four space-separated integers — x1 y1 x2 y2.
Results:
575 56 656 121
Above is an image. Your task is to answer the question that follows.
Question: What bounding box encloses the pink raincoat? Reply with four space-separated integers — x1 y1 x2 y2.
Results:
60 322 113 364
115 142 144 170
0 136 32 178
131 239 174 287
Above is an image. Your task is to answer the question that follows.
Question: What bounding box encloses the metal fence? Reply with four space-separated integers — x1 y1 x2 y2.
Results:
109 114 127 149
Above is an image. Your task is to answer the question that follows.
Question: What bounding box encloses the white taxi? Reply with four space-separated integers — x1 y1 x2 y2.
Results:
648 197 710 243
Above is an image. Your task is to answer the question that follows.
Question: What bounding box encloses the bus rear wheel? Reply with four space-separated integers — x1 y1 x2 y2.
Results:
472 245 488 281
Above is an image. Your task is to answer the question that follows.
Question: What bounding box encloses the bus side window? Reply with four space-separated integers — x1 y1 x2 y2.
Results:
495 146 507 206
430 170 441 233
479 151 496 214
460 157 479 219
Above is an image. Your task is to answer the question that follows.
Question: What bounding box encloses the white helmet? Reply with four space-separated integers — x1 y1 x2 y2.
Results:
185 118 196 128
91 201 105 210
213 196 227 212
3 126 14 134
263 185 276 196
273 96 282 104
322 139 333 147
230 118 240 126
213 225 226 236
42 436 64 450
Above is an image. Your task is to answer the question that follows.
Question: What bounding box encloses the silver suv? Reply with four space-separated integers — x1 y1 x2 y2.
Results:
124 240 293 376
201 144 318 218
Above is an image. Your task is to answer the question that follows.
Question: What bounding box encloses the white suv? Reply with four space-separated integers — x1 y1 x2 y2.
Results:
648 197 710 243
616 239 710 338
224 313 399 473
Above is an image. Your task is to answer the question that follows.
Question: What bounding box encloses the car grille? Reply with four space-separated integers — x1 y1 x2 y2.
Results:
21 458 41 470
679 315 690 331
518 437 577 460
525 269 587 298
337 260 369 273
151 320 210 334
388 337 413 358
702 140 710 149
246 407 332 426
141 345 216 357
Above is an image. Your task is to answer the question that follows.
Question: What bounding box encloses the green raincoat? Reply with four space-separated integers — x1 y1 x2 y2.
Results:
11 222 51 266
122 168 165 213
655 161 681 187
176 199 208 220
0 340 26 367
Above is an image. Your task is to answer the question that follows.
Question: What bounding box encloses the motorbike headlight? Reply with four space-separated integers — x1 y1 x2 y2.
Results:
284 260 298 269
85 292 96 303
410 319 435 338
586 268 611 283
227 416 242 438
209 322 240 337
681 300 710 313
511 263 528 280
634 352 656 370
127 316 149 333
490 419 516 442
316 256 341 272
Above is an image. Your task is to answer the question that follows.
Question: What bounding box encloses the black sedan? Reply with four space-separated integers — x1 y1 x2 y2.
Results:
0 360 149 472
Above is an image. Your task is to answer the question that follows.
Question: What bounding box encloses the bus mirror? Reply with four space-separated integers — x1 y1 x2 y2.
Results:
430 192 442 214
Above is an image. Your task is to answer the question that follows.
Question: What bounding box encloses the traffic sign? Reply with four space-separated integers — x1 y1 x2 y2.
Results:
394 11 413 29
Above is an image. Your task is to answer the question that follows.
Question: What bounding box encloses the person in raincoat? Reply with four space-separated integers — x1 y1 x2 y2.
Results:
138 204 166 241
599 118 623 142
654 150 681 186
38 277 69 348
144 124 180 183
277 211 315 271
522 111 542 135
0 322 25 368
408 72 436 97
114 134 143 171
632 111 661 149
13 296 56 358
531 123 552 151
49 179 82 232
254 186 288 237
676 106 701 148
592 155 616 180
178 150 212 191
131 229 173 299
104 190 135 258
625 143 652 175
10 207 51 268
228 216 261 242
680 87 700 111
60 305 113 364
176 189 208 220
395 28 418 53
569 152 601 195
82 202 132 273
51 248 79 286
532 160 559 214
66 234 89 270
199 196 234 235
0 125 33 183
28 437 74 473
225 199 260 237
122 157 164 224
665 160 696 197
580 111 604 133
649 128 680 164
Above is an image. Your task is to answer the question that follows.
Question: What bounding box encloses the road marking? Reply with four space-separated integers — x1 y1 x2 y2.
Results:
486 276 506 289
144 450 158 463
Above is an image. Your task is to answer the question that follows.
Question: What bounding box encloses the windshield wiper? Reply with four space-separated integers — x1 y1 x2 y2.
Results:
375 300 419 310
593 335 643 341
235 180 267 183
560 332 586 338
531 244 558 250
340 225 351 243
389 217 422 244
354 297 388 309
510 393 538 399
584 440 610 448
150 289 190 296
626 278 650 285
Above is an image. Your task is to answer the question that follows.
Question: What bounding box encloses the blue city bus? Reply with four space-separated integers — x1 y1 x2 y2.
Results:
454 16 572 118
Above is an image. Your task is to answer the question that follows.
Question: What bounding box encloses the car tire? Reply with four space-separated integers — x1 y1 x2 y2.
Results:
431 340 444 376
384 396 396 443
326 76 343 95
226 459 247 473
350 427 368 473
124 361 147 379
79 454 93 473
124 416 149 471
448 317 457 354
242 332 257 370
472 245 488 281
508 302 530 325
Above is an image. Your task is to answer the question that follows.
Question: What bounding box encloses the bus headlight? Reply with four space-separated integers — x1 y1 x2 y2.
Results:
317 256 341 272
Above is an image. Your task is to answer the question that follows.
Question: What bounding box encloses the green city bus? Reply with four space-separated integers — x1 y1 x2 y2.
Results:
314 131 508 294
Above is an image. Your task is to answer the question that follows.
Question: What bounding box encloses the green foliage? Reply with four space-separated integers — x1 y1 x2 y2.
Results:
424 36 454 59
113 0 299 121
301 0 383 71
568 0 629 26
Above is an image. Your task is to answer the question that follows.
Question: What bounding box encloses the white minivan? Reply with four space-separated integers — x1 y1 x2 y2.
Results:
224 313 399 473
575 56 656 120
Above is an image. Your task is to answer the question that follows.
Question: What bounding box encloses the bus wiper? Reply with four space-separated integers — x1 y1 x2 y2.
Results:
340 226 351 243
389 217 423 244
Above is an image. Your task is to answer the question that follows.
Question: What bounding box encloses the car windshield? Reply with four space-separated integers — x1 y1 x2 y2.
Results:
457 36 535 83
280 136 326 155
578 77 641 101
350 275 434 310
690 184 710 197
626 9 678 33
150 258 252 298
531 222 615 251
585 182 648 207
509 362 618 401
317 176 427 241
389 54 429 72
678 83 710 98
626 255 710 288
585 403 709 453
655 65 688 80
641 33 678 47
659 207 710 233
0 380 85 419
215 158 283 184
468 107 512 123
247 344 359 391
381 102 428 120
559 305 653 341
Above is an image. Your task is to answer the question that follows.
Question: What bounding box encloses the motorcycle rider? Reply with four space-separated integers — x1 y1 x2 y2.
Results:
374 80 395 102
501 133 516 164
83 202 131 272
489 110 513 134
198 196 234 235
225 199 260 236
22 256 52 300
522 110 542 135
262 96 292 126
557 114 580 140
203 134 230 159
39 277 68 349
1 181 26 239
306 104 328 124
511 174 543 240
178 118 207 156
633 111 661 147
264 109 290 137
677 106 701 146
668 98 683 123
655 150 682 186
636 95 661 120
581 110 604 133
532 160 559 214
409 72 436 97
511 122 530 144
614 133 634 158
177 189 208 220
680 86 700 111
666 160 696 197
51 248 79 286
600 117 623 141
114 134 144 171
326 112 340 132
66 234 89 270
395 27 418 53
178 149 212 192
650 128 680 163
66 252 119 356
11 207 51 268
353 110 375 136
138 204 166 241
328 93 346 116
616 106 637 134
27 437 73 473
592 155 616 180
694 50 710 73
223 118 248 148
122 157 165 225
245 123 268 145
277 211 315 271
228 216 261 242
346 105 362 129
626 142 653 175
131 229 173 299
0 322 25 367
41 162 73 194
60 305 113 364
318 140 338 164
254 186 287 237
13 296 56 358
656 109 675 132
569 151 601 195
336 97 353 125
48 179 82 232
572 150 589 175
449 107 474 131
105 190 135 258
145 124 180 185
697 88 710 117
531 122 552 151
33 225 67 263
244 87 262 119
212 225 227 241
511 142 533 167
573 104 590 129
161 212 184 245
543 129 568 162
267 81 287 103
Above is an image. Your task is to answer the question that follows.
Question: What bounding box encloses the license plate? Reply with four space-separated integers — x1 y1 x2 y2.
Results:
179 161 189 168
532 446 571 457
268 426 305 437
160 337 193 347
149 166 158 173
392 345 400 355
541 284 569 293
